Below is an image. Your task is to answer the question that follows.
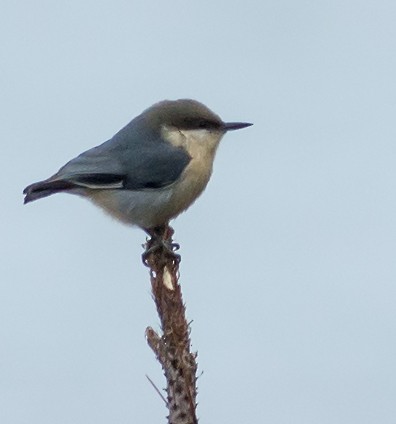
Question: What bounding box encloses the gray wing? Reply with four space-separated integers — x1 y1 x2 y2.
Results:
23 130 191 203
56 135 191 190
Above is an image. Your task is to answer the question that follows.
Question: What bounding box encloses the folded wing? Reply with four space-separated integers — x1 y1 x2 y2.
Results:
24 134 191 204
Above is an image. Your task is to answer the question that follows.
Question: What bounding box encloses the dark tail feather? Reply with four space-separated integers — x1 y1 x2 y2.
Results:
23 179 76 204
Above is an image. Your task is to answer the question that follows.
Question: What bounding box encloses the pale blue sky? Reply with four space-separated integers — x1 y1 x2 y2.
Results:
2 1 396 423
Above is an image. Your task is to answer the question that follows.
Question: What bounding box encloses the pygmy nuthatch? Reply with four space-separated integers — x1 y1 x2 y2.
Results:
23 99 252 233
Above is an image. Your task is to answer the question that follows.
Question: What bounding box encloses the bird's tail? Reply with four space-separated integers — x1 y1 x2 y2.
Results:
23 179 76 204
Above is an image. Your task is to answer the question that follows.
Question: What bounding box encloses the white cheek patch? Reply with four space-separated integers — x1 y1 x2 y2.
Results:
162 126 210 146
162 125 224 159
179 129 211 142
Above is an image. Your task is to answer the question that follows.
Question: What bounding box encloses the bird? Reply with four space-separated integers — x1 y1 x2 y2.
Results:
23 99 252 240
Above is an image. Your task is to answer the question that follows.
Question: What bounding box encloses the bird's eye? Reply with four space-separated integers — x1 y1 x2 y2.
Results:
198 121 208 129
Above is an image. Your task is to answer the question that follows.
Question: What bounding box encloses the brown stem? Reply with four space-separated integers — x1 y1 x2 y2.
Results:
144 224 198 424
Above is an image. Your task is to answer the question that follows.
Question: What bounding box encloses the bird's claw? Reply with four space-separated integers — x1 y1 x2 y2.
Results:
142 239 181 266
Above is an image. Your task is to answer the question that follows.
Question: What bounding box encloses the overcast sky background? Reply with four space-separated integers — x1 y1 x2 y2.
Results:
2 1 396 423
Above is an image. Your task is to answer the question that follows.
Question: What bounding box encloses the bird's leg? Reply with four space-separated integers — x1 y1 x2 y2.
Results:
142 224 181 265
148 225 180 255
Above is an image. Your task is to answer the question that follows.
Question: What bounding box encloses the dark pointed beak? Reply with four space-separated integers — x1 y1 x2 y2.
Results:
222 122 253 131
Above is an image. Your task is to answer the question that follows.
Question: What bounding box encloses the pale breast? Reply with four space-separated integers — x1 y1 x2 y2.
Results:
162 126 225 217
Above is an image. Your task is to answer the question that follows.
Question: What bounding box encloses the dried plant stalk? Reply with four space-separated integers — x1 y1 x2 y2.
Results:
144 225 198 424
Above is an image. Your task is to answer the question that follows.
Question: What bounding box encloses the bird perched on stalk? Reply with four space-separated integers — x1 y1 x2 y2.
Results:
23 99 252 244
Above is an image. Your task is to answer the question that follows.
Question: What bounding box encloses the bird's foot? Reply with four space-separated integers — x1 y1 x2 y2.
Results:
142 225 181 266
142 240 180 265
